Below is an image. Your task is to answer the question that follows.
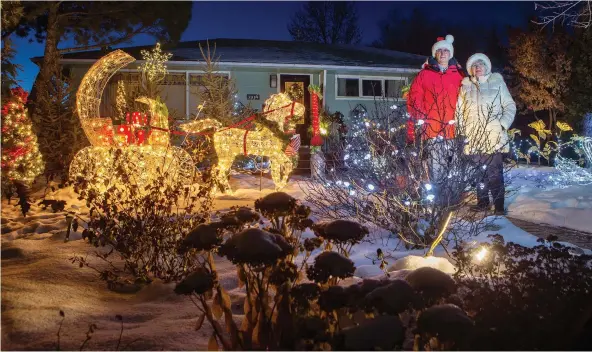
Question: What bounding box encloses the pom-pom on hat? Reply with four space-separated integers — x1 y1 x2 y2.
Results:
466 53 492 75
431 34 454 58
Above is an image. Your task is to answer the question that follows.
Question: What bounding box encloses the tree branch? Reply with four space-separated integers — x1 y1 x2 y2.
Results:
57 26 151 54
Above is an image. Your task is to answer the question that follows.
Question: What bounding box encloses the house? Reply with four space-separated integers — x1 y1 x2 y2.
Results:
35 39 425 172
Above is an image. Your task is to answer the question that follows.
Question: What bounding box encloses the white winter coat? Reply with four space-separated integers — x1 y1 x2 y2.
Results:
456 72 516 154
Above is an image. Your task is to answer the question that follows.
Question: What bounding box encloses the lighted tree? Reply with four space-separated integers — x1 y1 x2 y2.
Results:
1 88 44 190
115 80 127 121
287 1 362 45
303 96 514 254
507 25 572 136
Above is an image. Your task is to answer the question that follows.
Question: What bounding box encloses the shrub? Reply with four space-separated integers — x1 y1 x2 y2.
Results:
71 158 214 286
453 234 592 350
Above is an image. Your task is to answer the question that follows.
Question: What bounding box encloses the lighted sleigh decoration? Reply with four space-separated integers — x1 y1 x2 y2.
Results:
69 50 194 188
180 93 305 192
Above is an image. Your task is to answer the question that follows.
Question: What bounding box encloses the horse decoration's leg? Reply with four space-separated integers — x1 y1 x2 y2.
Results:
271 153 293 190
209 155 232 194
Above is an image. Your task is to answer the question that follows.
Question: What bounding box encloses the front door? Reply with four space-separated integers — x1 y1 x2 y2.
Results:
280 74 311 145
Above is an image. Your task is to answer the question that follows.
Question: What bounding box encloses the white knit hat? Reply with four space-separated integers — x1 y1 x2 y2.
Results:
466 53 492 75
431 35 455 58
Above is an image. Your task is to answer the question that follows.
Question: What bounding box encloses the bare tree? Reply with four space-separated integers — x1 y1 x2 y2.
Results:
288 1 362 45
535 1 592 29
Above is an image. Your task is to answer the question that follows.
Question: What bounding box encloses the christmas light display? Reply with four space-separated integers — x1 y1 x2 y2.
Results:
69 48 195 188
554 136 592 185
116 80 127 120
308 85 323 147
138 43 172 83
180 93 305 192
1 87 44 185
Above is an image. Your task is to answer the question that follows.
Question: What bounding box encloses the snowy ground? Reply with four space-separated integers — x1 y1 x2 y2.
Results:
2 166 591 350
506 166 592 233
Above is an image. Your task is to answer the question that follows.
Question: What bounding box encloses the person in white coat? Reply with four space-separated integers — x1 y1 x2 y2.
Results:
457 53 516 214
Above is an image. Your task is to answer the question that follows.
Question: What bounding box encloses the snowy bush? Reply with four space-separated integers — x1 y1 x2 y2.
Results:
304 97 516 255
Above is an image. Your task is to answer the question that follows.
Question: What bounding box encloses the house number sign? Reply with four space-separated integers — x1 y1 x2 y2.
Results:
247 94 260 100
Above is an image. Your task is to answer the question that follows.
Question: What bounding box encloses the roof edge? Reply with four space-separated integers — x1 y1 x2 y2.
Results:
56 58 421 72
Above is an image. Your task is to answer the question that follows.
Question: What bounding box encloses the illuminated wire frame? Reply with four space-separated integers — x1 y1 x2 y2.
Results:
70 49 195 188
180 93 305 192
69 145 195 189
76 50 135 147
555 137 592 186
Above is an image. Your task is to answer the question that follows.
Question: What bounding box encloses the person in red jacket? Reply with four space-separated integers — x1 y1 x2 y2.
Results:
406 34 466 206
407 34 465 141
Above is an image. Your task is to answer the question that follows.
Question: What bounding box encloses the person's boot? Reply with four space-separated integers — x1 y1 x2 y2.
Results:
494 197 506 216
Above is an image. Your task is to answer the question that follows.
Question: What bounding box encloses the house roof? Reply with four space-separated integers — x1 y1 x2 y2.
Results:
38 38 426 70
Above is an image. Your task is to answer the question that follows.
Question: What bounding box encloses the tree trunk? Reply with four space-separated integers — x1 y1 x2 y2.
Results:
30 3 64 175
548 108 556 140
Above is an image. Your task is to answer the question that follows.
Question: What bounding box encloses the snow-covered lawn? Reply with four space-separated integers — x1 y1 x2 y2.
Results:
506 166 592 233
2 166 591 350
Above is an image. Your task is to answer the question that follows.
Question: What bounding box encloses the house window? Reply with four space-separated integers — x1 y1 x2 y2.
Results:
385 79 406 98
189 73 229 86
337 78 359 97
362 79 383 97
336 75 409 99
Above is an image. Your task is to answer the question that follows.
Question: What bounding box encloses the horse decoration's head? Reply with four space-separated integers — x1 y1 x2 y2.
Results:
263 93 305 134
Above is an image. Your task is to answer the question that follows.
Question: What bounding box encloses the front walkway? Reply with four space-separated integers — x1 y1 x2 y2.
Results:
508 217 592 250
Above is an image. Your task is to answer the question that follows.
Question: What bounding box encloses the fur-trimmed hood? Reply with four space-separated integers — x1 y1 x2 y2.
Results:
466 53 492 75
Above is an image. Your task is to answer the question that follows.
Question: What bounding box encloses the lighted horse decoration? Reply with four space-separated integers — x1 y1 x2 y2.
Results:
69 50 194 188
180 93 305 192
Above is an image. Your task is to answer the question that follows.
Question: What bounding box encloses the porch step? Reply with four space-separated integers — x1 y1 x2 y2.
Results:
293 146 311 176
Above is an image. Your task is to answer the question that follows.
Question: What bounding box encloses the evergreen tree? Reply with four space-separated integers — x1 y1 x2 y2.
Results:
565 28 592 130
193 42 245 126
1 1 25 97
1 88 44 189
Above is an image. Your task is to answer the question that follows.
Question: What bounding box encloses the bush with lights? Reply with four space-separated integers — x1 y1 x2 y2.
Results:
1 87 44 196
70 153 215 287
304 95 514 254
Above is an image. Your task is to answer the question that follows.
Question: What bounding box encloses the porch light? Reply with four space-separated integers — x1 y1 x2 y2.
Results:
270 74 277 88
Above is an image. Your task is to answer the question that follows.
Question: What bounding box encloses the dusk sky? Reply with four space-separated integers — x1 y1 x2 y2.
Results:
11 1 536 91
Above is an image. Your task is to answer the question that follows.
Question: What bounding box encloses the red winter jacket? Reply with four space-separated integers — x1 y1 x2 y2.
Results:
407 57 465 141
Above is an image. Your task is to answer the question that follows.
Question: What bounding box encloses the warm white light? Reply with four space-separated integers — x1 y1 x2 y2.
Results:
475 247 488 262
